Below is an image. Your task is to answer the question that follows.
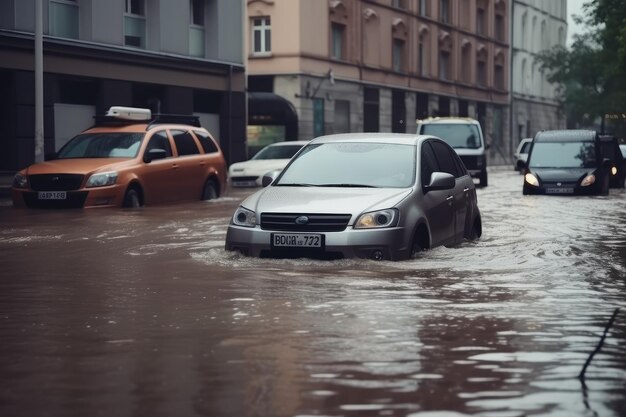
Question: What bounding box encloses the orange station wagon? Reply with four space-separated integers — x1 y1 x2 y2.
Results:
11 106 227 208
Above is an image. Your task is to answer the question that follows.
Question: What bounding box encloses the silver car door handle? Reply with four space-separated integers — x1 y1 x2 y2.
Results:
463 188 470 192
446 195 453 201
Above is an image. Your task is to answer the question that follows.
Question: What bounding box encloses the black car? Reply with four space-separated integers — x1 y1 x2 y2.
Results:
523 130 611 195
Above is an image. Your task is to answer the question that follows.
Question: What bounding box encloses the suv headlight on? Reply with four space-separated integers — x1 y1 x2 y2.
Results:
354 209 398 229
233 206 257 227
525 173 539 187
12 173 28 188
86 171 118 188
580 174 596 187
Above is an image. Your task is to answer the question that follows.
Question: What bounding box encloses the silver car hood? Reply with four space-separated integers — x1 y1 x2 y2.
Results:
242 186 413 221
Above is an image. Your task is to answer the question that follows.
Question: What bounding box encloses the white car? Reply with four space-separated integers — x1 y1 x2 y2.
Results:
228 141 309 187
514 138 533 171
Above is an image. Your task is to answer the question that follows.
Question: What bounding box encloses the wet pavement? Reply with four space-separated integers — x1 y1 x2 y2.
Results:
0 169 625 417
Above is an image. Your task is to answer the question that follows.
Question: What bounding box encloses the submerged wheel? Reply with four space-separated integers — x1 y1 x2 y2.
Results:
468 216 482 240
123 188 141 208
479 168 488 187
410 225 429 259
202 179 218 200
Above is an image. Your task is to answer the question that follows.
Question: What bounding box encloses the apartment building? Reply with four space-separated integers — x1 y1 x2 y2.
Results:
511 0 567 145
0 0 246 172
246 0 510 162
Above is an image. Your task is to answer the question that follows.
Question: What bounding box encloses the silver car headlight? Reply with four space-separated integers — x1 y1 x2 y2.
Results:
86 171 118 188
12 173 28 188
354 209 398 229
233 206 257 227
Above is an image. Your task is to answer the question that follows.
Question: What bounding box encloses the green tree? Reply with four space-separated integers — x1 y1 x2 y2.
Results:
537 0 626 135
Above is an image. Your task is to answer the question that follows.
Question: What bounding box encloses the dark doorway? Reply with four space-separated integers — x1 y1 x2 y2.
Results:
363 87 379 132
392 90 406 133
415 92 429 121
438 96 450 117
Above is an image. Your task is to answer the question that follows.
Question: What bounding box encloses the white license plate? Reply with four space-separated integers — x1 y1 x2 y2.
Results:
546 187 573 194
232 180 257 187
272 233 323 248
38 191 67 200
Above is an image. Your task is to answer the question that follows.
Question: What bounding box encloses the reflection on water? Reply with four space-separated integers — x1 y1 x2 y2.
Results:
0 171 625 417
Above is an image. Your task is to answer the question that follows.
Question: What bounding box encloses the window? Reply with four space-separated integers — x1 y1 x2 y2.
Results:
392 38 405 72
418 0 427 16
417 37 426 76
331 23 345 60
495 14 505 41
494 0 506 42
476 7 486 35
124 0 146 48
145 131 173 158
431 141 459 177
392 0 407 9
440 0 450 24
461 43 471 83
189 0 205 57
477 59 487 87
194 131 219 154
126 0 144 15
417 31 429 77
252 17 271 55
477 48 488 87
421 142 438 187
49 0 78 39
494 51 505 90
439 51 450 80
172 130 200 156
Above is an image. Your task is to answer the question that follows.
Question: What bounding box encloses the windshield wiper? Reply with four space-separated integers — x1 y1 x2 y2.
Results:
317 183 378 188
275 183 318 187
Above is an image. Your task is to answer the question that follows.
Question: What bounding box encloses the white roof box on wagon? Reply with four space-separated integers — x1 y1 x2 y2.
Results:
105 106 152 121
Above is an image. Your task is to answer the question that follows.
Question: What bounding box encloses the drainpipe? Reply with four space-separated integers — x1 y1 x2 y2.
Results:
508 0 514 158
228 64 233 165
35 0 44 162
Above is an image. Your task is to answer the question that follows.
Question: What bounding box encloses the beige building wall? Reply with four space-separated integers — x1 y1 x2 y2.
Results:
246 0 512 164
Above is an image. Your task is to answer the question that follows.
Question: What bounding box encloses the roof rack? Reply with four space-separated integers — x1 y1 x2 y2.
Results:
92 106 201 129
148 114 201 128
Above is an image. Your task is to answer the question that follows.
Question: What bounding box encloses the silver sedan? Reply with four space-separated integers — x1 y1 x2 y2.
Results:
225 133 482 261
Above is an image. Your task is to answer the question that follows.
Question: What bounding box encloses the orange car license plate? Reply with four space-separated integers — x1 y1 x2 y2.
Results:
38 191 67 200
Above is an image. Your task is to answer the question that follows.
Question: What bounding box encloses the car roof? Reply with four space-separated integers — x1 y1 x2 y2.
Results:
265 140 310 147
83 123 210 134
416 117 480 125
310 133 428 145
535 129 596 142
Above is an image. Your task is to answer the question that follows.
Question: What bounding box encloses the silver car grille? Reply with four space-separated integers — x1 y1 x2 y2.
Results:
261 213 352 232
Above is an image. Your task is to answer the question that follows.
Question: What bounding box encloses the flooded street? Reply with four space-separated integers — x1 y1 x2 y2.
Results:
1 169 625 417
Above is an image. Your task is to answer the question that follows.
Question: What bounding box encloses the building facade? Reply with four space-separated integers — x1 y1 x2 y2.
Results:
246 0 511 163
510 0 567 147
0 0 246 172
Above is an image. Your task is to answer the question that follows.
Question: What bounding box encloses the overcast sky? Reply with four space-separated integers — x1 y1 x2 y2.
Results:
567 0 587 46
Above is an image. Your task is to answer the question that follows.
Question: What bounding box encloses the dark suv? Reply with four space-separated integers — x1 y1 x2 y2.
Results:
523 130 611 195
599 134 626 188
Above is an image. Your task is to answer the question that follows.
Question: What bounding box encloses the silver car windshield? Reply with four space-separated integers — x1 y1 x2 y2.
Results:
528 141 597 169
57 133 144 159
276 142 415 188
420 124 482 149
252 144 303 160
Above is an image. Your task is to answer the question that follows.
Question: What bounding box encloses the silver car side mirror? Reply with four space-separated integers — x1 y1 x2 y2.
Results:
425 172 455 192
262 169 282 187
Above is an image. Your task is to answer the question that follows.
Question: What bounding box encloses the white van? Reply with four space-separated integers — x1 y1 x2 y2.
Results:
417 117 488 186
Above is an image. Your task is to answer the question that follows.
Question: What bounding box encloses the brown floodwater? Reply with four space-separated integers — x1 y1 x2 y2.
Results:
0 169 625 417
